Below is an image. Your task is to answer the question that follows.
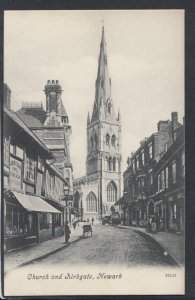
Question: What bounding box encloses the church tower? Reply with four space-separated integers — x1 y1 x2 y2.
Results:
86 26 122 217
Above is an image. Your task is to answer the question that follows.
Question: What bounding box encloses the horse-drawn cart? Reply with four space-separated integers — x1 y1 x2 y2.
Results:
83 224 93 237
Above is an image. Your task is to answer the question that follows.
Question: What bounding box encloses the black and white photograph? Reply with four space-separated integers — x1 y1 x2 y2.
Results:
3 9 184 296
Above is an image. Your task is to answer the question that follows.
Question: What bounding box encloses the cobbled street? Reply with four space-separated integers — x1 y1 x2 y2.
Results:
30 224 176 268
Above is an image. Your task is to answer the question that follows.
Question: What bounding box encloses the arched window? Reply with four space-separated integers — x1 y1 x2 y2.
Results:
113 157 116 171
107 181 117 202
107 102 111 114
86 192 97 212
106 134 110 146
108 157 112 171
111 135 116 147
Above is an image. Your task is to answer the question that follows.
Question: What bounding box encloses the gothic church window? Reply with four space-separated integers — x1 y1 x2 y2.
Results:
107 102 111 114
107 181 117 202
108 157 112 171
106 134 110 146
86 192 97 212
111 135 116 147
113 157 116 171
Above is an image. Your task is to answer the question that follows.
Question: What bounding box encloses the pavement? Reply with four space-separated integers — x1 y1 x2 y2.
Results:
4 223 83 274
116 224 185 267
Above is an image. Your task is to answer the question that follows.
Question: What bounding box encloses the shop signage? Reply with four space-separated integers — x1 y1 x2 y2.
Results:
9 157 22 191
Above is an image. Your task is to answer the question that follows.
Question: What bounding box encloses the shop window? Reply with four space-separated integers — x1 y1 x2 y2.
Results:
172 160 176 184
54 214 62 227
40 213 50 230
4 137 10 166
25 155 36 182
5 203 34 236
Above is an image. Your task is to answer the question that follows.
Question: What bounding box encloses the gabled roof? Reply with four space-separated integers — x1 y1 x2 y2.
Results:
16 107 46 128
4 106 54 159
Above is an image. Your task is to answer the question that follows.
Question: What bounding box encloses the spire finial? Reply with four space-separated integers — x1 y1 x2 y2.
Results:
101 19 104 27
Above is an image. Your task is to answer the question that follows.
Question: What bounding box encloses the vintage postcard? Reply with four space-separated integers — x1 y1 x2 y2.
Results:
2 9 185 296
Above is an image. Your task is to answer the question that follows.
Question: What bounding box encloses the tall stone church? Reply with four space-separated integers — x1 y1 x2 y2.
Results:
74 26 122 220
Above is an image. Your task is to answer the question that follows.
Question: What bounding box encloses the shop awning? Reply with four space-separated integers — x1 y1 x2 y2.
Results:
12 191 62 213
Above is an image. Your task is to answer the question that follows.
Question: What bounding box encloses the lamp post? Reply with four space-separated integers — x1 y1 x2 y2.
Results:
64 185 70 223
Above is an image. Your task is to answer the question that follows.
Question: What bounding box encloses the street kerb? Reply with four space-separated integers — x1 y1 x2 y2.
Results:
132 229 181 268
5 235 83 276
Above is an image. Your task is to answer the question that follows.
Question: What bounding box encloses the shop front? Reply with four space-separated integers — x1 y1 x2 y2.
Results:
4 190 62 251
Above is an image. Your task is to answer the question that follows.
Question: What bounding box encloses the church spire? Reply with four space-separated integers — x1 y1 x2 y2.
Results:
91 26 117 124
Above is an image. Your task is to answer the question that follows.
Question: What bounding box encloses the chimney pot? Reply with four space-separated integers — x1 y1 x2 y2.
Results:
47 80 50 84
56 80 59 84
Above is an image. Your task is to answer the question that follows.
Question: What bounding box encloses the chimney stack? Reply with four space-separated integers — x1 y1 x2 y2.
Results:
171 112 179 141
4 84 11 108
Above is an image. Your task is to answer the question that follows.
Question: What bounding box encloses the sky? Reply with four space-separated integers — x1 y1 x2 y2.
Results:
4 10 184 178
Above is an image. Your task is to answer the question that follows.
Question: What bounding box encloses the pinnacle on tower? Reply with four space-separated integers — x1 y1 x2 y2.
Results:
87 112 90 125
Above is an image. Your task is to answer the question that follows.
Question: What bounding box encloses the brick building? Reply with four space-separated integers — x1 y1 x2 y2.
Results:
116 112 184 233
153 125 184 233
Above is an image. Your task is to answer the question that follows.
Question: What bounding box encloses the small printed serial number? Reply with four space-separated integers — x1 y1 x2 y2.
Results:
165 274 176 277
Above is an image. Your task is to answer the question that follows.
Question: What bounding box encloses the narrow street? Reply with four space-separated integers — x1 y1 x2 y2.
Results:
29 224 176 268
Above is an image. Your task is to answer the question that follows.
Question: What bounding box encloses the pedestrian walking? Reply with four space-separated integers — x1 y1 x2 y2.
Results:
91 217 94 225
73 222 76 230
151 215 156 233
64 221 71 244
